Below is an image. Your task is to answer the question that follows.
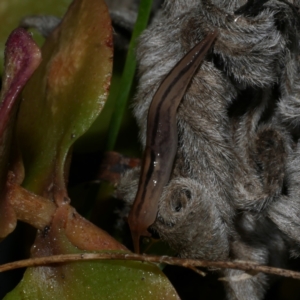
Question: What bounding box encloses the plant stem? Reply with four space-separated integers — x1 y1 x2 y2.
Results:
8 183 56 229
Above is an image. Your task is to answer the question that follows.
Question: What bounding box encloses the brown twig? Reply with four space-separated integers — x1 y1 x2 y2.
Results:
1 253 300 280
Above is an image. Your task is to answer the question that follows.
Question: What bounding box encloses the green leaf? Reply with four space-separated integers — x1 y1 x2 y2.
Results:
4 206 180 300
16 0 113 198
5 260 179 300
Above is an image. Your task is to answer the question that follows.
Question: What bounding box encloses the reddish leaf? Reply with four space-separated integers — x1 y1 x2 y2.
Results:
0 28 41 238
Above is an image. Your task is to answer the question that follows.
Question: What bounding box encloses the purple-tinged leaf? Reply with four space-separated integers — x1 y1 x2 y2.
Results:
0 28 41 239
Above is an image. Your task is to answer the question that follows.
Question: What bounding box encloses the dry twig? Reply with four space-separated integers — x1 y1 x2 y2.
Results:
1 252 300 280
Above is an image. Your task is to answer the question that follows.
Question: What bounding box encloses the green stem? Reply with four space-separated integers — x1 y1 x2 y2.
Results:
105 0 153 151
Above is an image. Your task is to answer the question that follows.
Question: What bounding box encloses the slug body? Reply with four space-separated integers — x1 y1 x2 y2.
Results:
128 31 218 253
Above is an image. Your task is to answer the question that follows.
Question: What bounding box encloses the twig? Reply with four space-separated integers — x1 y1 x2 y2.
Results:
1 253 300 280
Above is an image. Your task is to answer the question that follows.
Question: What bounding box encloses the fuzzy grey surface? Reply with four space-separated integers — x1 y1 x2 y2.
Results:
118 0 300 299
20 15 61 38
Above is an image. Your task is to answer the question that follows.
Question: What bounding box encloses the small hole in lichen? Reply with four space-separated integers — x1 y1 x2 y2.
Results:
175 203 182 212
183 189 192 200
171 198 182 212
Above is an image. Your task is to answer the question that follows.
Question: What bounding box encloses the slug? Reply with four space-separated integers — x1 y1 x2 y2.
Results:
128 31 218 253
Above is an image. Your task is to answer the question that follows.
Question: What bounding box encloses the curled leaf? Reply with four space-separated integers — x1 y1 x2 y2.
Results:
0 0 72 74
0 28 41 238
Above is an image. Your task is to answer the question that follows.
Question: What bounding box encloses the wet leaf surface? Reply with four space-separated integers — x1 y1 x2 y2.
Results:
4 205 180 300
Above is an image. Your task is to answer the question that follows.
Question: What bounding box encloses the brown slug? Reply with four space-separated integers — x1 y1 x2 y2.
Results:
128 30 218 253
